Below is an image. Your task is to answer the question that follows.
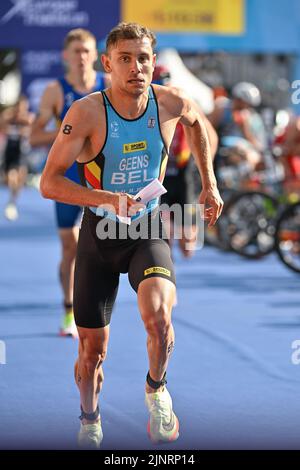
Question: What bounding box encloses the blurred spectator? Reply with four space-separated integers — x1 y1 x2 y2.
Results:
0 95 34 220
209 82 267 171
273 113 300 185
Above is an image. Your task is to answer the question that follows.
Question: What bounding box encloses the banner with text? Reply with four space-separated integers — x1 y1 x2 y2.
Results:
121 0 244 34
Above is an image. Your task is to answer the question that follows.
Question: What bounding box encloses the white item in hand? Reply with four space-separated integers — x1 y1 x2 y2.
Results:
134 178 167 205
117 179 167 225
117 215 131 225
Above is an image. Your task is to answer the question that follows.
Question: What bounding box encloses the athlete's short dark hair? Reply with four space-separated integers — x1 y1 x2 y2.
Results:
106 22 156 53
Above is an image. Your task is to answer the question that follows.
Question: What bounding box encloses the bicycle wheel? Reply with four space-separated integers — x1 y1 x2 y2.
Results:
275 202 300 274
219 191 279 259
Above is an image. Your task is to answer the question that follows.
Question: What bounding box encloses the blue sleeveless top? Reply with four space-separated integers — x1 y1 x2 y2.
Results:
57 73 106 182
78 85 168 221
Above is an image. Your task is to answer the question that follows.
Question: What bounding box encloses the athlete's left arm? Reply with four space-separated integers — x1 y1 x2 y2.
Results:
164 88 223 226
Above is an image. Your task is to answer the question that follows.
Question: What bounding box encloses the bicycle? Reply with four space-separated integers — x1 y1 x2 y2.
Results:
208 141 282 259
275 200 300 274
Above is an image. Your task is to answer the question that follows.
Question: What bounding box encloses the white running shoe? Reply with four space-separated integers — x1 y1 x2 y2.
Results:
145 388 179 443
4 203 18 221
78 420 103 449
59 311 78 339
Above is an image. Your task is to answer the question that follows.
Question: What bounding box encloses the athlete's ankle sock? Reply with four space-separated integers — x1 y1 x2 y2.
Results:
64 301 73 312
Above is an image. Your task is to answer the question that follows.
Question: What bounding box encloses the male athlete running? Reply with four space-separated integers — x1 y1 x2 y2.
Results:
40 22 223 448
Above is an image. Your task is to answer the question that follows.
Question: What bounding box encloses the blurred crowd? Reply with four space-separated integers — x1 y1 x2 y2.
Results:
0 61 300 220
1 46 300 220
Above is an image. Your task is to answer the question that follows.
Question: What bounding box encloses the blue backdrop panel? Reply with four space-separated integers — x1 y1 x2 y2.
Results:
0 0 120 49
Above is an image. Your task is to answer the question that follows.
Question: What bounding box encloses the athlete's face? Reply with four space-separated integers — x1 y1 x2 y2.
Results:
63 39 98 74
102 38 156 96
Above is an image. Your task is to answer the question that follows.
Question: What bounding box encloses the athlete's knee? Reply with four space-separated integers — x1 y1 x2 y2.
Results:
61 238 77 262
80 343 107 377
8 169 18 186
143 303 172 338
82 352 107 377
179 239 196 258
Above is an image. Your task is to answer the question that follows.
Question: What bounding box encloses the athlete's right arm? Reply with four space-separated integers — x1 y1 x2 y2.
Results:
40 98 142 214
29 82 60 147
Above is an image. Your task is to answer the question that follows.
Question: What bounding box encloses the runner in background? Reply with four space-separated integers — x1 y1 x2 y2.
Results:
30 29 109 337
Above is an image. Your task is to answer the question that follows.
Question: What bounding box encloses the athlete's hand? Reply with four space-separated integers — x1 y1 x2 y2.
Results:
99 191 145 217
199 186 223 227
127 194 146 217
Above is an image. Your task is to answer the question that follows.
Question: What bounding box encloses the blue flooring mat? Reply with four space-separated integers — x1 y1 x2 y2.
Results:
1 187 300 450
